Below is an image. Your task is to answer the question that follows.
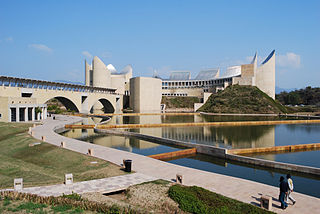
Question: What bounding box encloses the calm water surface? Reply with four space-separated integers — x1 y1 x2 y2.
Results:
62 115 320 197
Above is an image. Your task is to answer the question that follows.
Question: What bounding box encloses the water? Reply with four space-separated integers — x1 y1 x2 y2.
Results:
61 115 320 197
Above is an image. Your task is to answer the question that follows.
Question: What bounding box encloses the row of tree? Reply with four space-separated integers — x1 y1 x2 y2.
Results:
276 86 320 106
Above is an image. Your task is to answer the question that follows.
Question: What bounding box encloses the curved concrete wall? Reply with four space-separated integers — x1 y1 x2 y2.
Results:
92 56 111 88
85 60 91 86
256 51 275 99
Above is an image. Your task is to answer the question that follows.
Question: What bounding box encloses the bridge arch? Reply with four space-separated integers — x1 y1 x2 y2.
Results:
90 98 115 113
45 96 79 113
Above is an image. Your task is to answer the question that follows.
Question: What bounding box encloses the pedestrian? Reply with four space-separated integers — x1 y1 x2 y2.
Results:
279 176 288 209
286 174 296 205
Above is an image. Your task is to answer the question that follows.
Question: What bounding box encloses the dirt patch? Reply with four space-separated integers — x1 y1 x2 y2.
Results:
82 180 184 213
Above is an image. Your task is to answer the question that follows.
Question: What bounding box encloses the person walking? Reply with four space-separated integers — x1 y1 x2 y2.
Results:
286 174 296 205
279 176 288 209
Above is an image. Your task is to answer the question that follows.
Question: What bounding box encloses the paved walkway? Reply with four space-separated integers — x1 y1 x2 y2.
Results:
4 173 155 197
29 115 320 213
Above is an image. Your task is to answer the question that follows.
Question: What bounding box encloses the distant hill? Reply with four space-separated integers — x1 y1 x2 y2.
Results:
198 85 287 114
276 86 320 106
54 80 84 85
275 86 296 94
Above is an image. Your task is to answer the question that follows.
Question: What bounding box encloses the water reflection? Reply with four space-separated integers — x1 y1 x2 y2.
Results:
161 125 275 149
61 115 320 197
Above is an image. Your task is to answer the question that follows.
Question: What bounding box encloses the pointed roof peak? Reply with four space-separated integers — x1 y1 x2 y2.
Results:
251 52 257 64
261 50 275 65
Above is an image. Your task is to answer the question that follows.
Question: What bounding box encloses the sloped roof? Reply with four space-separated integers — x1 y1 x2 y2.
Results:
169 71 191 80
194 69 219 80
221 66 241 78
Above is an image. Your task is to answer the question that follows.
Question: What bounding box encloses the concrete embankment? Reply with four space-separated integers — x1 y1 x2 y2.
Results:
94 128 320 176
74 112 200 117
148 148 197 160
229 143 320 155
66 119 320 130
200 112 320 119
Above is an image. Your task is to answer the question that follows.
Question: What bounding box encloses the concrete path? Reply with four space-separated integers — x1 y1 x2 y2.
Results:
3 173 155 197
29 115 320 213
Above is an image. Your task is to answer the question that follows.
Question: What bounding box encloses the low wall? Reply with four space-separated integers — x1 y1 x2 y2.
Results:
148 148 197 160
225 154 320 176
229 143 320 155
67 119 320 130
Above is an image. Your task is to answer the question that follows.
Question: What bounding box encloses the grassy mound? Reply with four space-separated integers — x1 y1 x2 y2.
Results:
198 85 287 114
168 185 274 214
162 96 200 109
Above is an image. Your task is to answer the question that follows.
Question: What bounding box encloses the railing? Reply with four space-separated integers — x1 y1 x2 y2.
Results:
0 76 117 94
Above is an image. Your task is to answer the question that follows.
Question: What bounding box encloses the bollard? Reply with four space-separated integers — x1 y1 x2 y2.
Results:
176 174 183 184
88 148 93 156
14 178 23 190
30 131 33 136
28 127 32 132
260 195 272 210
60 142 65 147
33 124 36 128
41 136 46 141
65 173 73 185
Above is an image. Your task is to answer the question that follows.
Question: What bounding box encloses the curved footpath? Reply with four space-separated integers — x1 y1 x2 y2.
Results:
30 115 319 213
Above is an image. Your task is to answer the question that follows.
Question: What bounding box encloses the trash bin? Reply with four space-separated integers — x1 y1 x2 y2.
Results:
124 159 132 172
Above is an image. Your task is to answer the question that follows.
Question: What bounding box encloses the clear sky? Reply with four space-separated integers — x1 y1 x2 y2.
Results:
0 0 319 89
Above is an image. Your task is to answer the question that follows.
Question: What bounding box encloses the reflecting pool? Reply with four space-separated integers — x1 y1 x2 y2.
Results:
61 115 320 197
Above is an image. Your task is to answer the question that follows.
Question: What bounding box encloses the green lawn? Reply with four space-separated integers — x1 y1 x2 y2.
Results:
169 184 275 214
0 122 127 189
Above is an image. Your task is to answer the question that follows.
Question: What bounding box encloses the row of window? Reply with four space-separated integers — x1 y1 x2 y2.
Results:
162 93 188 97
162 78 232 87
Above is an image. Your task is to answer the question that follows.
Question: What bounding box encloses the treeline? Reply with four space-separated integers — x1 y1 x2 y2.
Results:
276 86 320 106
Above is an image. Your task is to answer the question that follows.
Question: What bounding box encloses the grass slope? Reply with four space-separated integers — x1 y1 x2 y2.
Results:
198 85 287 114
162 96 200 109
169 185 274 214
0 122 126 188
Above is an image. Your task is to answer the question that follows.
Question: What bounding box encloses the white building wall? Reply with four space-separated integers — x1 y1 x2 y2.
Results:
255 52 275 99
92 56 111 88
130 77 162 113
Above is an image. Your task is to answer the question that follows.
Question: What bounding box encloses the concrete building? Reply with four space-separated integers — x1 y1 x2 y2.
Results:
161 50 276 99
129 77 162 113
85 56 132 95
0 50 276 121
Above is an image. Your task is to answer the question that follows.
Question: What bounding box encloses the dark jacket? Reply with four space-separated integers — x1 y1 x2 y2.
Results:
280 180 289 193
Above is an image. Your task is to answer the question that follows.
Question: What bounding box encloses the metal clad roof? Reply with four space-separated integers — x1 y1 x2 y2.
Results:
169 71 191 80
194 69 219 80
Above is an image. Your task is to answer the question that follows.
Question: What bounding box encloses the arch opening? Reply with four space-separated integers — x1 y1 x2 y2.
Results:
90 98 115 114
45 97 79 114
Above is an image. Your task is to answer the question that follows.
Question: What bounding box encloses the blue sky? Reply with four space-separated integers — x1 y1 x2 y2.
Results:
0 0 319 89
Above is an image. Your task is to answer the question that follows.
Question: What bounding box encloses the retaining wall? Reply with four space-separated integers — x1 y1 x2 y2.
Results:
229 143 320 155
225 154 320 176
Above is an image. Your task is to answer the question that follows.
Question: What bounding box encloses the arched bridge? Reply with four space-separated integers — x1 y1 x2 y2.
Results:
0 76 122 122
